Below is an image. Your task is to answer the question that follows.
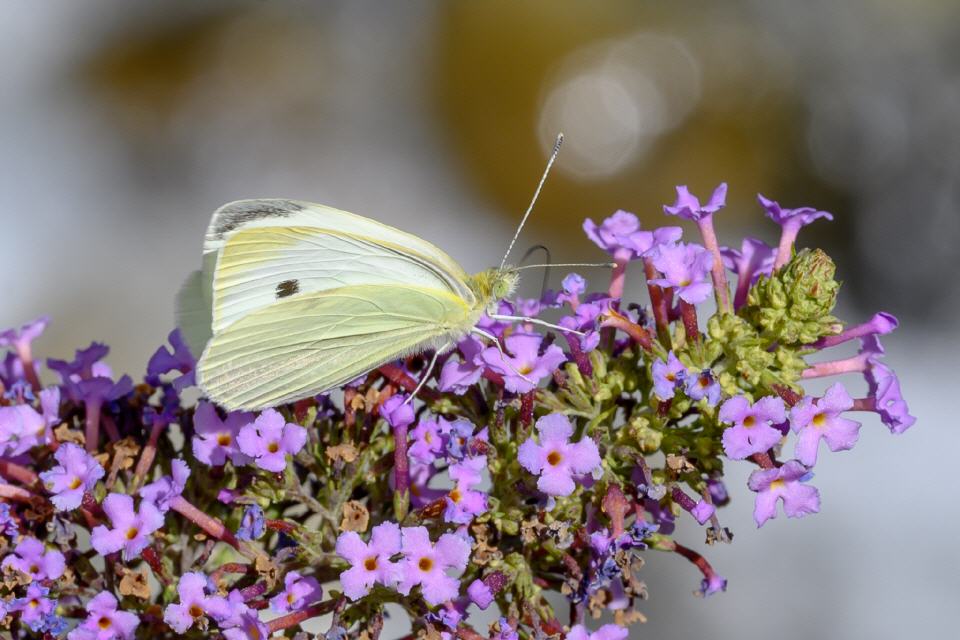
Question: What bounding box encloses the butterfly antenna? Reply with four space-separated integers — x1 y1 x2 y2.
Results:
498 133 564 272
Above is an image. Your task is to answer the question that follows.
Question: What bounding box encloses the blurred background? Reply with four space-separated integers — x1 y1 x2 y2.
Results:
1 1 956 638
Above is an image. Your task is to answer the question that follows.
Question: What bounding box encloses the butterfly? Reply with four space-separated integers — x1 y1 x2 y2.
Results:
178 135 600 411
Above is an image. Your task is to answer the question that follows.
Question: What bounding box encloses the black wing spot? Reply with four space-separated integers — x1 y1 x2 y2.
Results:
276 279 300 298
213 200 304 238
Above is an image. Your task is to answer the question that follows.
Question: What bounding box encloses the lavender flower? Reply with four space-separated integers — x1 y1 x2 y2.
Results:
557 272 586 308
684 369 722 407
269 570 323 614
865 362 916 433
163 571 231 633
663 184 728 221
438 336 486 395
191 401 255 467
222 611 269 640
758 193 833 270
518 414 601 496
138 458 190 512
747 460 820 527
409 417 444 463
336 521 402 600
791 383 862 466
721 237 777 309
584 210 682 259
649 242 715 304
39 442 105 511
652 352 687 400
1 536 65 580
237 504 266 541
0 503 17 537
380 394 415 429
567 624 629 640
481 332 566 393
12 584 55 630
90 493 165 560
67 591 139 640
719 395 786 460
237 408 307 472
397 526 471 606
146 328 195 391
467 579 494 609
0 402 48 457
444 455 488 524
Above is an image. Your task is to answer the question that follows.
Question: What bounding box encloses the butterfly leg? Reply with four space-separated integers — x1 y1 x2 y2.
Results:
488 314 586 336
404 342 451 404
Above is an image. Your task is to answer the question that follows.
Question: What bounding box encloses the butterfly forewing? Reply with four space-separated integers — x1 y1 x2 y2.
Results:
211 226 475 334
197 284 478 410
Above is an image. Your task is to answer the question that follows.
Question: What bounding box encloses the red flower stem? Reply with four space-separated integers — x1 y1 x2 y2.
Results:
210 562 252 585
599 309 653 352
131 419 168 490
520 391 535 427
84 397 103 454
607 249 631 302
378 364 439 402
266 599 339 633
0 459 39 485
101 414 120 443
801 354 868 379
669 540 722 585
562 333 593 377
0 483 33 502
239 581 268 600
733 271 752 311
643 258 672 347
696 215 732 313
774 220 801 270
170 495 240 549
851 397 876 412
602 484 630 538
141 546 171 586
679 300 700 346
393 423 410 517
671 486 698 513
772 384 803 407
749 452 776 469
15 343 42 393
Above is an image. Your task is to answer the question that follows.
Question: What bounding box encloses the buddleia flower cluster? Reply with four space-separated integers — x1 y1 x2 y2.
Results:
0 183 914 639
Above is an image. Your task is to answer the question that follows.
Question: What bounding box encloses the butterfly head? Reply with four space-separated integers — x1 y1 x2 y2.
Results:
470 268 519 313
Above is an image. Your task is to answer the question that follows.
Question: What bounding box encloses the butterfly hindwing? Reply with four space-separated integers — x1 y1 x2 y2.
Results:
197 284 477 410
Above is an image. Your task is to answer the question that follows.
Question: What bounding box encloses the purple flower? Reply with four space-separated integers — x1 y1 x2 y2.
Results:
865 362 916 434
269 570 323 613
557 273 586 308
409 463 446 508
40 442 105 511
663 183 727 221
146 329 196 391
438 336 485 395
48 343 133 406
66 591 139 640
567 624 629 640
444 456 488 524
492 619 520 640
409 417 444 464
467 579 494 609
440 418 488 461
163 571 231 633
719 395 786 460
652 352 687 400
650 242 714 304
191 401 255 467
518 413 601 496
684 369 722 407
90 493 165 561
336 521 402 600
12 584 55 630
758 193 833 229
583 210 682 259
0 403 47 457
222 611 269 640
1 536 65 580
690 500 716 525
138 458 189 512
397 527 471 606
481 332 566 393
699 573 728 597
237 408 307 473
237 504 266 541
0 315 49 354
0 503 18 538
813 312 899 349
791 383 862 466
747 460 820 527
380 394 415 429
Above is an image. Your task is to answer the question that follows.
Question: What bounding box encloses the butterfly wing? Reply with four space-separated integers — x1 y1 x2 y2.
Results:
211 225 475 334
196 284 477 410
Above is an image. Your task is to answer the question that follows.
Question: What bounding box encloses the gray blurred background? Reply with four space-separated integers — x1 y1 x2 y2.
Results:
1 1 956 638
